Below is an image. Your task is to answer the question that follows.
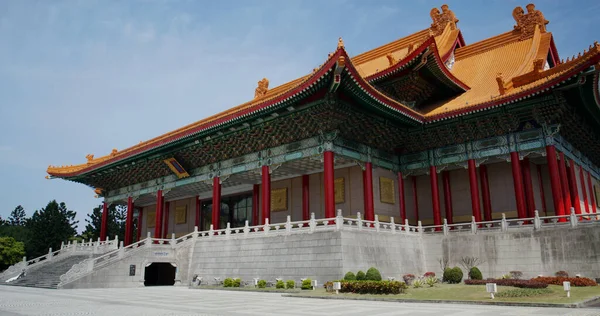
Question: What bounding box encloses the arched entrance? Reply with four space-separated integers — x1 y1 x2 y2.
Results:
144 262 176 286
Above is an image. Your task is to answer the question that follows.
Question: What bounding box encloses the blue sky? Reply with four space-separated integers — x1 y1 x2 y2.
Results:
0 0 598 231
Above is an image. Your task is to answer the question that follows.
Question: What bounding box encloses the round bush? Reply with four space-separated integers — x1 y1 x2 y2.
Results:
275 280 285 289
233 278 241 287
257 280 266 288
223 278 233 287
286 280 295 289
301 279 312 290
344 271 356 281
365 267 382 281
443 267 463 284
555 271 569 278
469 267 483 280
356 271 366 281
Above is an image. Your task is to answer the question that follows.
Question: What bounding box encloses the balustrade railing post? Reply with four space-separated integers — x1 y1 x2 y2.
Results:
48 248 53 261
114 235 119 250
404 218 410 233
209 224 214 239
243 220 250 237
534 210 541 230
357 212 363 231
390 217 396 234
335 209 343 231
60 242 64 250
309 213 316 233
570 208 577 228
88 238 93 249
171 233 176 248
286 216 292 234
118 241 124 258
501 213 508 232
375 215 380 232
443 218 449 236
417 221 422 235
264 219 270 235
226 222 231 238
72 240 77 253
147 232 152 248
471 216 477 234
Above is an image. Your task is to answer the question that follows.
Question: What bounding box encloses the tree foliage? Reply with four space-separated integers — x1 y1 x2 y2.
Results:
26 200 78 258
9 205 27 226
0 237 25 271
81 204 127 242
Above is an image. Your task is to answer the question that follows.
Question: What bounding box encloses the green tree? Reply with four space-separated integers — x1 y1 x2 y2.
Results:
0 215 5 226
0 237 25 271
26 200 78 258
81 204 127 242
8 205 27 226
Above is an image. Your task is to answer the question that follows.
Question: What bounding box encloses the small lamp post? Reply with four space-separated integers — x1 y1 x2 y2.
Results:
253 278 259 288
563 281 571 298
333 281 341 294
486 283 497 299
311 280 318 290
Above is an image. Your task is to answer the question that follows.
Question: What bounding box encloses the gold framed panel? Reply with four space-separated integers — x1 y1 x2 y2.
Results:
175 205 187 224
379 177 396 204
271 187 288 212
335 177 345 204
147 211 156 228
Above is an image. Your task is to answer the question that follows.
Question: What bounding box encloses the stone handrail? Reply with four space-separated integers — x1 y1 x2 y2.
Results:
0 236 119 282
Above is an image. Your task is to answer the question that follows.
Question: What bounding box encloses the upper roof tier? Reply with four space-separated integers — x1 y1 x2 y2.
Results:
47 3 600 178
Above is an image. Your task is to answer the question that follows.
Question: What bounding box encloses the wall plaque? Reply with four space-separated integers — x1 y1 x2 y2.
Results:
175 205 187 224
335 177 345 204
380 177 396 204
129 264 136 276
271 187 288 212
147 211 156 228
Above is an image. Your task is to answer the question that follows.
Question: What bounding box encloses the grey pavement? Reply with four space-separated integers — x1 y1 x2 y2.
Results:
0 286 599 316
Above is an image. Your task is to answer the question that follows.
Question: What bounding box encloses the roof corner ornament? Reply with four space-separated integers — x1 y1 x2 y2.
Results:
513 3 549 40
337 37 344 49
86 154 94 164
496 73 507 95
429 4 459 37
254 78 269 99
386 53 397 66
110 149 118 157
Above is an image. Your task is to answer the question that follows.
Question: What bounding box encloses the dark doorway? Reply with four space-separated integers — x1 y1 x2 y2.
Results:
144 263 176 286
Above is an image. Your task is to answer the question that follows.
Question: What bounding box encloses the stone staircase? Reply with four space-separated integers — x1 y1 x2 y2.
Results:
7 255 90 289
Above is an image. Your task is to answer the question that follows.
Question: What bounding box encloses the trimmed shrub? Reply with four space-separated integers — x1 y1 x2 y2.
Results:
365 267 382 281
443 267 463 284
340 280 407 295
412 278 424 288
425 276 437 287
286 280 295 289
532 276 597 287
403 274 415 285
301 279 312 290
275 280 285 289
496 288 553 298
223 278 233 287
344 272 356 281
423 272 436 278
555 271 569 278
257 280 267 288
464 279 548 288
469 267 483 280
500 273 512 279
356 271 366 281
509 271 523 280
233 278 241 287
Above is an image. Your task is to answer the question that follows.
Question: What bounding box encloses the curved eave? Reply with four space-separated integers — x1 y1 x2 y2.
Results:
426 54 600 123
365 37 470 92
48 50 347 179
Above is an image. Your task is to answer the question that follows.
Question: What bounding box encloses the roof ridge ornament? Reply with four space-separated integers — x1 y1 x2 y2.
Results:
429 4 459 37
386 53 397 66
337 37 344 49
513 3 549 40
254 78 269 99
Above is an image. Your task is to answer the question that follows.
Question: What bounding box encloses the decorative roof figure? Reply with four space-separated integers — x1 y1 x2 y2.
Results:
386 53 397 66
254 78 269 99
337 37 344 49
513 3 549 40
430 4 458 36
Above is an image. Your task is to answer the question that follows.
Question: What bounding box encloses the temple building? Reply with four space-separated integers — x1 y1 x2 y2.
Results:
47 3 600 246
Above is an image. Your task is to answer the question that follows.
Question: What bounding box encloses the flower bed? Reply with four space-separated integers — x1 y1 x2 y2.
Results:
324 280 407 295
464 279 547 288
496 288 553 297
531 276 597 287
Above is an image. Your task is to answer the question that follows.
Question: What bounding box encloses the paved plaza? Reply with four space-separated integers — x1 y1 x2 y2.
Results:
0 286 599 316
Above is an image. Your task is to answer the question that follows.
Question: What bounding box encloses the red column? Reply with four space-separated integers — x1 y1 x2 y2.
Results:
430 166 441 228
302 175 310 220
510 152 527 219
558 152 572 214
521 158 536 217
412 176 419 223
323 151 335 218
154 190 163 238
125 197 134 246
100 202 108 241
195 196 200 228
479 165 492 221
442 171 453 224
261 165 271 224
398 172 406 223
587 171 598 213
137 208 143 242
579 166 590 214
536 165 548 216
364 162 375 221
162 201 170 238
212 178 221 229
252 184 259 225
545 146 565 219
468 160 482 222
568 160 581 215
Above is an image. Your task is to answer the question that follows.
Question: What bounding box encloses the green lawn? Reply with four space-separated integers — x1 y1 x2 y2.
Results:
192 285 301 293
288 284 600 305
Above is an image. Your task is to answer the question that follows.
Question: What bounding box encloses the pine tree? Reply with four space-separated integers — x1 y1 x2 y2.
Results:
81 204 127 242
26 200 78 258
8 205 27 226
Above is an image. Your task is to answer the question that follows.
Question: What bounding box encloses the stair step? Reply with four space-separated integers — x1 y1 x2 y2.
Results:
8 255 91 289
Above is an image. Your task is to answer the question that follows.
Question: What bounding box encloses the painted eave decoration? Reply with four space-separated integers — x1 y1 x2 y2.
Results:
163 158 190 179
